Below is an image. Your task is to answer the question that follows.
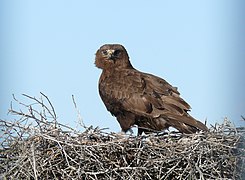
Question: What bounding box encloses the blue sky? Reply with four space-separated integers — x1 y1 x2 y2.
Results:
1 0 244 132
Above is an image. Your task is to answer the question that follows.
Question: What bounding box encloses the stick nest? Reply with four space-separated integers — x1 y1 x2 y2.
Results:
0 93 244 179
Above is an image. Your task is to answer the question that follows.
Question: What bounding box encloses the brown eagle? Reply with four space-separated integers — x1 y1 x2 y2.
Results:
95 44 208 135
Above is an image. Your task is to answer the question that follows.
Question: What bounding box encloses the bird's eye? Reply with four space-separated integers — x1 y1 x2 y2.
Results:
114 50 121 56
101 50 108 56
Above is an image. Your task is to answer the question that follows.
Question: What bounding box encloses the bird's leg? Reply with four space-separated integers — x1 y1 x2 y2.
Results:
137 127 144 136
127 128 134 135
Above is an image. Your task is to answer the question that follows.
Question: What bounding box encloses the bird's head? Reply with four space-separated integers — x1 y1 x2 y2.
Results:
95 44 133 70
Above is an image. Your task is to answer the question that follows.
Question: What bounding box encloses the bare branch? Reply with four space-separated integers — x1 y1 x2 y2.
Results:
0 93 244 179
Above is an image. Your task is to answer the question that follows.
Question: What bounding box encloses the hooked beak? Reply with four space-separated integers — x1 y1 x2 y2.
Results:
106 49 115 60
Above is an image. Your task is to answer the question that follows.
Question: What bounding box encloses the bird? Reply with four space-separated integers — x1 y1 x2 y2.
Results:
95 44 208 135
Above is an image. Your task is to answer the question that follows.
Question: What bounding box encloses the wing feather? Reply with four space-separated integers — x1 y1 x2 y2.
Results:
99 68 207 133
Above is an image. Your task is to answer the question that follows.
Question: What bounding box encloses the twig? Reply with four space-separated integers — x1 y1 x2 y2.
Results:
31 142 38 180
0 93 244 179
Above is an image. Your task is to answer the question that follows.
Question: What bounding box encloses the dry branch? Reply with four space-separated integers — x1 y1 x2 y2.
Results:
0 93 244 179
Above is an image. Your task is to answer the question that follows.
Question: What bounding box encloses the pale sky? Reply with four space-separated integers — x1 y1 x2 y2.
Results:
1 0 244 132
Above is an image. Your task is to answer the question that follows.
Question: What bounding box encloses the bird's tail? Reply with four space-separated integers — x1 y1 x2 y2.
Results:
162 113 208 134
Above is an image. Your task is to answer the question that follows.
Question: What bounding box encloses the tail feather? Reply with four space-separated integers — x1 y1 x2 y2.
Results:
163 113 208 133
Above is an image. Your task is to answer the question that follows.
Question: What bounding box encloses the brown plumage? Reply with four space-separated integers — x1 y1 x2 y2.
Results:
95 44 208 135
